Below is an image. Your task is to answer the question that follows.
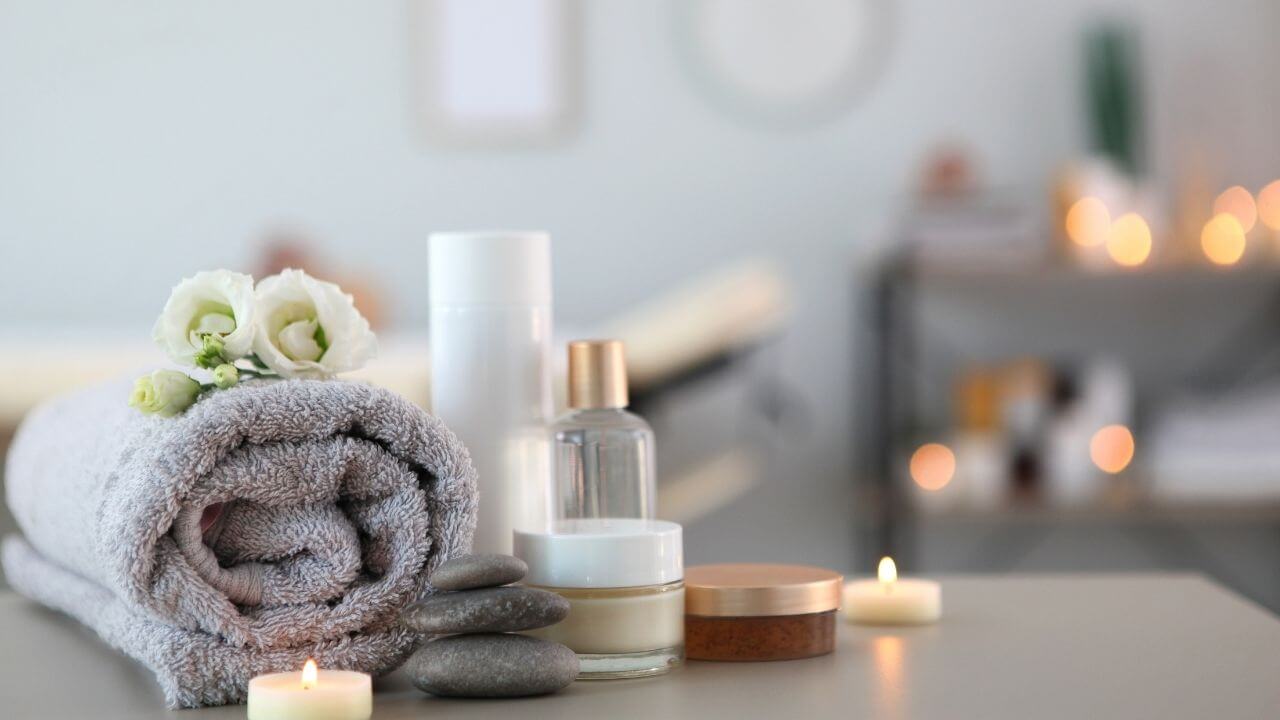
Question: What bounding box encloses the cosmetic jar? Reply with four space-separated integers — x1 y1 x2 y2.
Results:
684 564 843 662
514 519 684 679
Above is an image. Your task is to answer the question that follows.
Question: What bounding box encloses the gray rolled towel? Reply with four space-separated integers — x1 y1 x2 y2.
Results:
1 376 478 708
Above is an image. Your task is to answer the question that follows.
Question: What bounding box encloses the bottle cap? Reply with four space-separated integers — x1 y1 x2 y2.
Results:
428 231 551 307
514 519 683 588
567 339 629 409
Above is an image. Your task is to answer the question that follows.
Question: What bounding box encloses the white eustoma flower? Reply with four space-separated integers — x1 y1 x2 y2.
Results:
152 270 257 364
253 268 377 378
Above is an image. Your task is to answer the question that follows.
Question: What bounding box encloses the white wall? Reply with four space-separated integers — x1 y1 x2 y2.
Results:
2 0 1277 570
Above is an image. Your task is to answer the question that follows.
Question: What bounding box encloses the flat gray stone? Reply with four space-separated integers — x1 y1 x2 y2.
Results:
402 586 569 634
430 554 527 591
406 634 579 698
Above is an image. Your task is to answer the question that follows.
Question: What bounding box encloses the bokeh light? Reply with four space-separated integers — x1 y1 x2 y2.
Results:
1090 425 1135 474
909 443 955 491
1105 213 1152 267
871 635 905 714
1257 180 1280 231
1065 197 1110 247
1201 213 1246 266
1214 185 1257 233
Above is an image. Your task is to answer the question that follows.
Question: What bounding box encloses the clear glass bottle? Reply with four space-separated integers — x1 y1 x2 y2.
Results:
552 340 656 520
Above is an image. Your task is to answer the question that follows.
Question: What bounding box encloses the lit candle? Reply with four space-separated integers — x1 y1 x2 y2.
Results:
247 659 371 720
843 557 941 625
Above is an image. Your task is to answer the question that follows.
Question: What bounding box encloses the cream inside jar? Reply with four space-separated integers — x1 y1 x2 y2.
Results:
515 519 684 679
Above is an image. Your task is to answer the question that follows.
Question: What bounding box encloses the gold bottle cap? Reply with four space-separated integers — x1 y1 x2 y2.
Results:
567 340 629 409
684 563 844 617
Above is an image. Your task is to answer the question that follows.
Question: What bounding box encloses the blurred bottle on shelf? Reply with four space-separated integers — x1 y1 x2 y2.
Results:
1044 359 1134 506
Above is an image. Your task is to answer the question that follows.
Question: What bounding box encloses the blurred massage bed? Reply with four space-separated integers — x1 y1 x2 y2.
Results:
0 259 789 528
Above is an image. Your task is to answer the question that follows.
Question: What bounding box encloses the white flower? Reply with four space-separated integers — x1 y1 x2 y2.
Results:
152 270 257 365
253 268 377 378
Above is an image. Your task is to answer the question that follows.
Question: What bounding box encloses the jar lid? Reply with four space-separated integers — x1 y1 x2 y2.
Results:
684 563 843 617
514 519 683 588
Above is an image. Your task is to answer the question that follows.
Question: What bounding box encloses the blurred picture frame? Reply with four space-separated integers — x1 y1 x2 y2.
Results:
412 0 579 145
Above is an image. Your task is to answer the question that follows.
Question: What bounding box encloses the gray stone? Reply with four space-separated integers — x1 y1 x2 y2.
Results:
402 586 569 634
406 634 579 698
430 554 527 591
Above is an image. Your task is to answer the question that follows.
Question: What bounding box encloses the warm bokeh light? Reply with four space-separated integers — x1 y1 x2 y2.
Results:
1201 213 1246 266
1214 185 1257 233
909 442 955 491
872 635 905 706
1090 424 1135 474
1257 180 1280 231
1065 196 1111 247
1106 213 1152 267
878 556 898 586
301 658 318 690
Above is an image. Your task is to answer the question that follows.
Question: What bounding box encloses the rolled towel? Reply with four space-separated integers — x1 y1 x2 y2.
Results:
2 377 477 708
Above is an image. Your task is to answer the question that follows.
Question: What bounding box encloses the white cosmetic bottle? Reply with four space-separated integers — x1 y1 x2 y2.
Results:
428 231 553 554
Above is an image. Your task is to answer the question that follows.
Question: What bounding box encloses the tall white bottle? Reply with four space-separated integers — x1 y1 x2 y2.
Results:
428 231 553 555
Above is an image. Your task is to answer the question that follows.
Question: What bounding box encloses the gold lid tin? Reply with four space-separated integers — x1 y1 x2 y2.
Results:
684 563 843 617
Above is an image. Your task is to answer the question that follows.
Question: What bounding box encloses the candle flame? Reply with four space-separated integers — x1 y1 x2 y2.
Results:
301 659 318 690
878 556 898 587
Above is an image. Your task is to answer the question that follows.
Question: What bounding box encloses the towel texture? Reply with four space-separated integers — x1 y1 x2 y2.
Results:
2 377 478 708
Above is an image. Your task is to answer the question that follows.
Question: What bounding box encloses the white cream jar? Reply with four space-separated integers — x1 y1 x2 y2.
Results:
514 519 684 679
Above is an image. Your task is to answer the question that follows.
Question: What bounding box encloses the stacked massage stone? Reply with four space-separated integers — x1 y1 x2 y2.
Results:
401 553 579 698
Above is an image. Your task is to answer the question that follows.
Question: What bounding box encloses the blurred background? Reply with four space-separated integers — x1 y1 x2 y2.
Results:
3 0 1280 611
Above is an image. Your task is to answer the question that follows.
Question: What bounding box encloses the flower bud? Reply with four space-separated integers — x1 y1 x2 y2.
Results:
212 363 239 389
128 370 202 417
194 334 227 369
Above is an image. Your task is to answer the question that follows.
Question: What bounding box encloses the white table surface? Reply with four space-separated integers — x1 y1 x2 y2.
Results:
1 574 1277 719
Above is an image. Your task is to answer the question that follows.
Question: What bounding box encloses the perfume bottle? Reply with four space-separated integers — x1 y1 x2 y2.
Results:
552 340 656 520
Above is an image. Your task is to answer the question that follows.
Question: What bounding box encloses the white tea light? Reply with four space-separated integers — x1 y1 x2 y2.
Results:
247 659 371 720
843 557 941 625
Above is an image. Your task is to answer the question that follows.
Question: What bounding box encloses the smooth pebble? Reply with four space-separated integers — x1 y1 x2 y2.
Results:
402 586 569 635
430 554 527 591
406 634 580 698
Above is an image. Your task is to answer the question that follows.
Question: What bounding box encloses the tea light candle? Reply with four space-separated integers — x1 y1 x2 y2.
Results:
843 557 941 625
247 659 371 720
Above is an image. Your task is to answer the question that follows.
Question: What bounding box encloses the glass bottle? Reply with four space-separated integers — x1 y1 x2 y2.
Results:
552 340 656 520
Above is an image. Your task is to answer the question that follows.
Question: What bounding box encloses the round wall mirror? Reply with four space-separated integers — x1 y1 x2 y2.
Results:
678 0 893 127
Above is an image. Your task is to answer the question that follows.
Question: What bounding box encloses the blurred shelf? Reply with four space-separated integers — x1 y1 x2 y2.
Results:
857 246 1280 571
897 258 1280 288
915 500 1280 526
